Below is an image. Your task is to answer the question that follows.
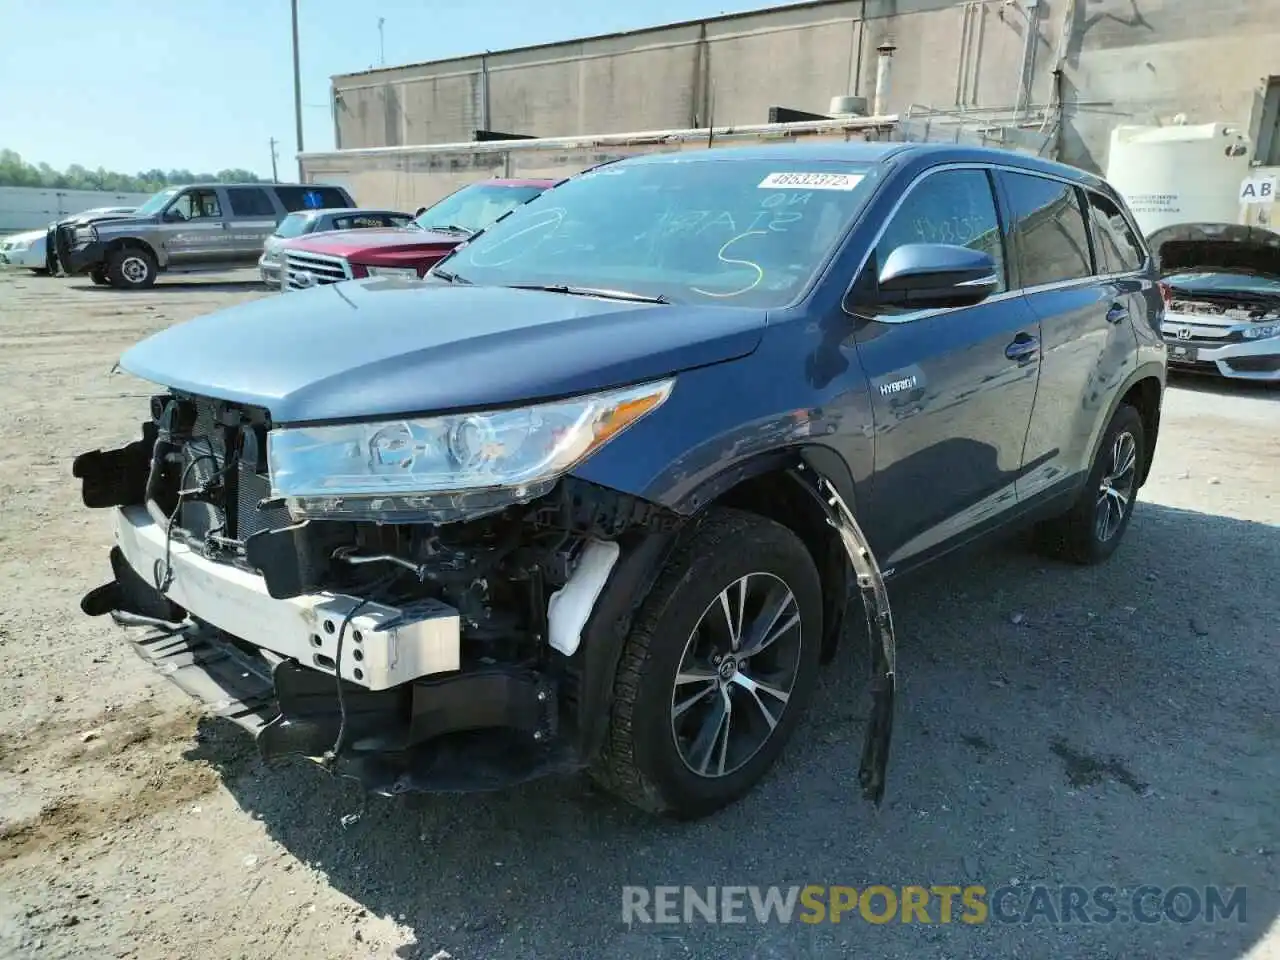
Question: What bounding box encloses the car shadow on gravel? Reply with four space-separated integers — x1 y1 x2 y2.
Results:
188 502 1280 960
74 280 266 294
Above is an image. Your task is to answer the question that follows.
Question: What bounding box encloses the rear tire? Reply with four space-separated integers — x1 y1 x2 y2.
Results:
106 247 157 289
1033 403 1145 565
90 267 109 285
589 508 823 819
29 268 49 276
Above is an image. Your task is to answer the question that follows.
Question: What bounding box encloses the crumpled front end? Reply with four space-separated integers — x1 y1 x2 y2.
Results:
74 391 684 795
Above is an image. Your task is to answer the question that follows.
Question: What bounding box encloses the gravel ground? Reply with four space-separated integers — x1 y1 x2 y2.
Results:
0 268 1277 960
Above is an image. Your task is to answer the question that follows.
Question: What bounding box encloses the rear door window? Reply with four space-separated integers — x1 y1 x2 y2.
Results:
226 187 277 218
872 167 1008 293
1084 190 1146 273
274 186 350 212
999 172 1093 287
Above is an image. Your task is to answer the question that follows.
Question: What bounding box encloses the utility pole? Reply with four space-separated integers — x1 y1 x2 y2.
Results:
269 138 280 182
291 0 305 181
378 17 386 67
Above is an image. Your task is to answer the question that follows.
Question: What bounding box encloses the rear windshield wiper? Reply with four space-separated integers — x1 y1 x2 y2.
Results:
506 283 670 304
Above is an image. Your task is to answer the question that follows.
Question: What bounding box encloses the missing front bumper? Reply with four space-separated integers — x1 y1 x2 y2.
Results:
85 542 576 793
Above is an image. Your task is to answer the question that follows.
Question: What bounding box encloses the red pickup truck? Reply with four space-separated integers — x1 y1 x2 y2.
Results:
276 177 558 290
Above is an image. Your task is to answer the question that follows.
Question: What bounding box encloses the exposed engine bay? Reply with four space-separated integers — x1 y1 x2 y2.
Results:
1167 296 1280 322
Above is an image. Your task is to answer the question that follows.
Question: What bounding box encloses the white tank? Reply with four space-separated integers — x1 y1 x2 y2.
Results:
1104 121 1251 239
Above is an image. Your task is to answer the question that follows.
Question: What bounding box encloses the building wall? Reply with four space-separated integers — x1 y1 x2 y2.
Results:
330 0 1280 174
0 187 154 235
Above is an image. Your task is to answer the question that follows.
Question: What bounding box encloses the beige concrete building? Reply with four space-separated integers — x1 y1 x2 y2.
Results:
327 0 1280 174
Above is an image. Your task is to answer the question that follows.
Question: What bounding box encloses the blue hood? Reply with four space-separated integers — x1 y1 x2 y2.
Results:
119 279 767 423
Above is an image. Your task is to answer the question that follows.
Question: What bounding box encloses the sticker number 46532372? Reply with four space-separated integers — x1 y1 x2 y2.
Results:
758 171 865 190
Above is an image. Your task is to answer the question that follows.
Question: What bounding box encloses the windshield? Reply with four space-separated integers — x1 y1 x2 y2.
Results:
413 183 546 234
1165 270 1280 298
440 159 878 307
274 212 314 238
134 187 180 218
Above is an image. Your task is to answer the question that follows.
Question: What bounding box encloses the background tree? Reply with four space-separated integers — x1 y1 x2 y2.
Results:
0 150 265 192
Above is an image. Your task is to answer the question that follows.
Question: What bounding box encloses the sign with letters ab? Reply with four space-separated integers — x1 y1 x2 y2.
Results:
1239 175 1276 204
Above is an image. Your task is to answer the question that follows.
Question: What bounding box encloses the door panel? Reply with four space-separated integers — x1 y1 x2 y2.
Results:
850 167 1041 568
159 188 236 266
997 172 1138 501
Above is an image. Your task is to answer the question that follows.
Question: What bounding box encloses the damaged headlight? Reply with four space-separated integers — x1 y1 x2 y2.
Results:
268 377 675 521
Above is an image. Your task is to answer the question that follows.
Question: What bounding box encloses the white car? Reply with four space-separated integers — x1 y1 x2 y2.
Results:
0 207 136 275
1152 222 1280 382
0 229 48 272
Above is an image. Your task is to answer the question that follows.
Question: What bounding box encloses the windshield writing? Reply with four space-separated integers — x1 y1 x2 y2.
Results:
444 160 877 307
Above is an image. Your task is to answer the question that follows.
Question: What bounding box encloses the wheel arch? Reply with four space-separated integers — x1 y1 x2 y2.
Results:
104 236 162 268
684 445 861 666
1094 364 1164 488
571 446 862 765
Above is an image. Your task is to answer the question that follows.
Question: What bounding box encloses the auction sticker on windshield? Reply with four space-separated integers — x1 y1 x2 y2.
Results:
758 172 865 190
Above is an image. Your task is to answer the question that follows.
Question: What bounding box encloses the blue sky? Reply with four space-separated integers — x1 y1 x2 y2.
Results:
0 0 788 180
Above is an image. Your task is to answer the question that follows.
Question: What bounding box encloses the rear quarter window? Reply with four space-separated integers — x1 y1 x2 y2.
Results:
273 186 351 212
1084 190 1146 273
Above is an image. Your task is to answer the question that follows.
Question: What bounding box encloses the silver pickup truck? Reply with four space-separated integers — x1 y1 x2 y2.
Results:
48 181 356 289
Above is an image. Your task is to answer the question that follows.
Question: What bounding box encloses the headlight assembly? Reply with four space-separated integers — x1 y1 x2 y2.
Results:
1243 322 1280 340
267 377 675 521
73 225 97 244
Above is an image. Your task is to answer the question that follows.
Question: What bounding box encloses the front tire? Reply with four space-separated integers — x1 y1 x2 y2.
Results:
90 266 109 285
1033 402 1145 564
106 247 157 289
590 508 823 819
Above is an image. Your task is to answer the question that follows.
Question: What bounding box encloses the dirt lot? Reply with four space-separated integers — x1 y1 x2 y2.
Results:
0 268 1277 960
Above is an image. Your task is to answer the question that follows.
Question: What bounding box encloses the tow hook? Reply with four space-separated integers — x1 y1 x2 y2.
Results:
792 461 897 805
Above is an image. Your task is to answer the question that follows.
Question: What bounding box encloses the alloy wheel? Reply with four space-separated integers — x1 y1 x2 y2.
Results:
1095 430 1137 542
670 572 804 778
121 256 149 284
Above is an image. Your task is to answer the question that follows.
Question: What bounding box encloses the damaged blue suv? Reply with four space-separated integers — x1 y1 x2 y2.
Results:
75 143 1166 820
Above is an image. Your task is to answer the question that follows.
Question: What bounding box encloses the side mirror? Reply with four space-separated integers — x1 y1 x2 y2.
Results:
874 243 1000 310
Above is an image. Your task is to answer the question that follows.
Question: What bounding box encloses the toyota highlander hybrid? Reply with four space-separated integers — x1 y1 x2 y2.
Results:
74 143 1166 820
